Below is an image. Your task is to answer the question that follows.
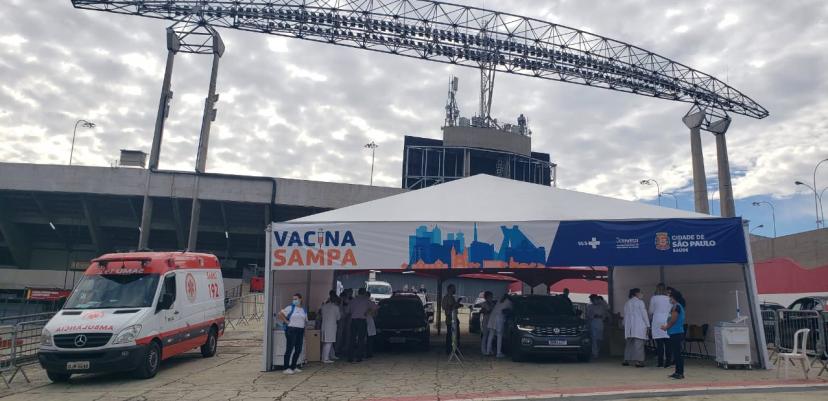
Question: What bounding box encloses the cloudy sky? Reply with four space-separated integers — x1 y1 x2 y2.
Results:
1 0 827 236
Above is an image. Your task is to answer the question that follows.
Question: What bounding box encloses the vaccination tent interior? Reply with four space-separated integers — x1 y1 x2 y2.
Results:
262 174 767 370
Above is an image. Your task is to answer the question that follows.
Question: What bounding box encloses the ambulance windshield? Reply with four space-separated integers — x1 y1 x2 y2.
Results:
64 274 160 309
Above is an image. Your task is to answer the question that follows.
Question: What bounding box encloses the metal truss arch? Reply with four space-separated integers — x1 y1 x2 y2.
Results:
71 0 768 125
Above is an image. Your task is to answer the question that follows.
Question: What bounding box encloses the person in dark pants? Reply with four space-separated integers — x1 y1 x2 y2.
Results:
278 293 308 375
661 290 687 380
442 284 461 355
348 288 371 362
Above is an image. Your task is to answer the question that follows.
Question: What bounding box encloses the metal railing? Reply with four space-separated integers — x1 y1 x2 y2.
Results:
763 309 828 375
224 293 264 329
1 319 49 388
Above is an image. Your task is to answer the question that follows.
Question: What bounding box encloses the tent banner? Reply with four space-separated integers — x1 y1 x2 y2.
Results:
269 218 747 271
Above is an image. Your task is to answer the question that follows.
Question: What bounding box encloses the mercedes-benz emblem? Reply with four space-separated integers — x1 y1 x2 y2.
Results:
74 334 88 347
553 328 561 334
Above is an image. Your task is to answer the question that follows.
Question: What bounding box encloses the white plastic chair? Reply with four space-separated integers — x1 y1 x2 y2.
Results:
777 328 810 379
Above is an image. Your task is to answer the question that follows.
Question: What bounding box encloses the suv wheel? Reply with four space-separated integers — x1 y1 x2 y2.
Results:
134 341 161 379
46 370 71 383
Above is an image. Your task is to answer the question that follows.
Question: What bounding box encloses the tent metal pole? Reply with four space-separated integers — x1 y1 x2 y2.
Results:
741 220 769 369
262 223 274 372
436 276 443 335
607 266 615 314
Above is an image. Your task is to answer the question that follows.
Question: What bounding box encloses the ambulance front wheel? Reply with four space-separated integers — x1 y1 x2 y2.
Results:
201 327 218 358
46 370 71 383
134 341 161 379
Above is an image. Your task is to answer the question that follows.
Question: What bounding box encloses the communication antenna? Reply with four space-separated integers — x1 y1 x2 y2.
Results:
444 76 460 127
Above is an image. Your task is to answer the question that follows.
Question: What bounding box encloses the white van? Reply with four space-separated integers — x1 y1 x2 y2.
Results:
38 252 225 382
366 281 393 301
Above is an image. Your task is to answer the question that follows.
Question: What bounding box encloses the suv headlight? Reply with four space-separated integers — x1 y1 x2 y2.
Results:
414 327 427 333
517 324 535 332
579 324 588 332
41 328 53 346
112 324 142 344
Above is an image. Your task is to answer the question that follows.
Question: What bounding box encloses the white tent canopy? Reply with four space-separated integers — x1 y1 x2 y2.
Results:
293 174 707 222
263 175 767 371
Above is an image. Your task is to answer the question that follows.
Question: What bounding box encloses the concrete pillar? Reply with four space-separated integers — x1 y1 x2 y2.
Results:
710 117 735 217
138 29 179 249
187 31 224 251
683 109 710 214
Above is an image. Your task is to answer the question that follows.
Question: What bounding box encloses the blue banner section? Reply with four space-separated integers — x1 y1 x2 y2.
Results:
546 218 747 266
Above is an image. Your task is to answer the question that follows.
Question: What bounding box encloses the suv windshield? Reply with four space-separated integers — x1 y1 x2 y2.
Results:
367 284 392 295
513 296 574 317
64 274 161 309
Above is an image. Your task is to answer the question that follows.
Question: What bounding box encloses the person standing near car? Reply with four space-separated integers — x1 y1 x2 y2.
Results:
587 294 609 359
649 283 672 367
487 293 513 358
278 293 308 374
479 291 496 355
365 291 378 359
348 288 371 362
661 290 687 380
320 291 341 364
442 284 462 355
336 288 353 359
622 288 649 368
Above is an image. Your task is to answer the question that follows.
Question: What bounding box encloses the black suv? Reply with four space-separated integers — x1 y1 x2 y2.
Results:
374 294 430 350
504 295 591 362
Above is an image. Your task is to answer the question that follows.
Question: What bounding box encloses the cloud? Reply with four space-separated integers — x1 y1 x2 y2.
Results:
0 0 826 228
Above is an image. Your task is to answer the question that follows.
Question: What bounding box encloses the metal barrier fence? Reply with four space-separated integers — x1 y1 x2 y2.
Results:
763 309 828 376
224 293 264 329
1 319 49 388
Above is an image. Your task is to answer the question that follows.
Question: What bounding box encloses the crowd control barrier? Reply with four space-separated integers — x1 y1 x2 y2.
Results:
0 319 49 387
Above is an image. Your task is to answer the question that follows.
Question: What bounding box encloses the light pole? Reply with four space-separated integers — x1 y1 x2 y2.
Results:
751 201 777 238
813 159 828 228
663 192 679 209
819 186 828 228
70 119 96 165
795 180 821 229
639 179 661 206
750 224 764 234
365 141 378 186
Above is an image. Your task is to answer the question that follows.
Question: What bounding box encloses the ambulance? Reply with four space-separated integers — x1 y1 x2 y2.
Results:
38 252 225 382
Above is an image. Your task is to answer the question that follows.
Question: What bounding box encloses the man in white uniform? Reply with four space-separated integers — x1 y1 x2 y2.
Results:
586 294 609 359
622 288 649 367
320 291 341 363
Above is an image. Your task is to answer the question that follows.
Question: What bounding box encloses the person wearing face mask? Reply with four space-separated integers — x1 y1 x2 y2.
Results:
278 293 308 374
622 288 649 368
661 290 687 379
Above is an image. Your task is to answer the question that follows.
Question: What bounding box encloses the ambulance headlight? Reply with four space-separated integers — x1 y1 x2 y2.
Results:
113 324 142 344
41 328 53 346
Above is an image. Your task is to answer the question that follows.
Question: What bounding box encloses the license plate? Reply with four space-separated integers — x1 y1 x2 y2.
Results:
66 361 90 370
388 337 406 344
548 339 567 346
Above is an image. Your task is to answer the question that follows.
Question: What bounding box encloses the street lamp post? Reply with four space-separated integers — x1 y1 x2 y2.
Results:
819 186 828 228
364 141 379 186
751 201 777 238
70 119 96 165
663 192 679 209
639 179 661 206
750 224 764 234
812 159 828 228
795 180 821 229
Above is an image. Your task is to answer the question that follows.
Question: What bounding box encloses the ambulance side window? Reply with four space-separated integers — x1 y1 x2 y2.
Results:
157 274 176 311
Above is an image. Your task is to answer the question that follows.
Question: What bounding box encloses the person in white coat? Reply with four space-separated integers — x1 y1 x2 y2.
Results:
649 283 672 367
486 294 513 358
623 288 650 367
320 291 341 363
586 294 609 359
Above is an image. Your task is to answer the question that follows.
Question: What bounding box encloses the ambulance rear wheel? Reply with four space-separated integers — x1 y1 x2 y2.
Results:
201 327 218 358
46 371 71 383
135 341 161 379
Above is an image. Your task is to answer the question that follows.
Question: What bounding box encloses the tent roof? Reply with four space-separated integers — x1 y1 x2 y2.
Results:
291 174 708 223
